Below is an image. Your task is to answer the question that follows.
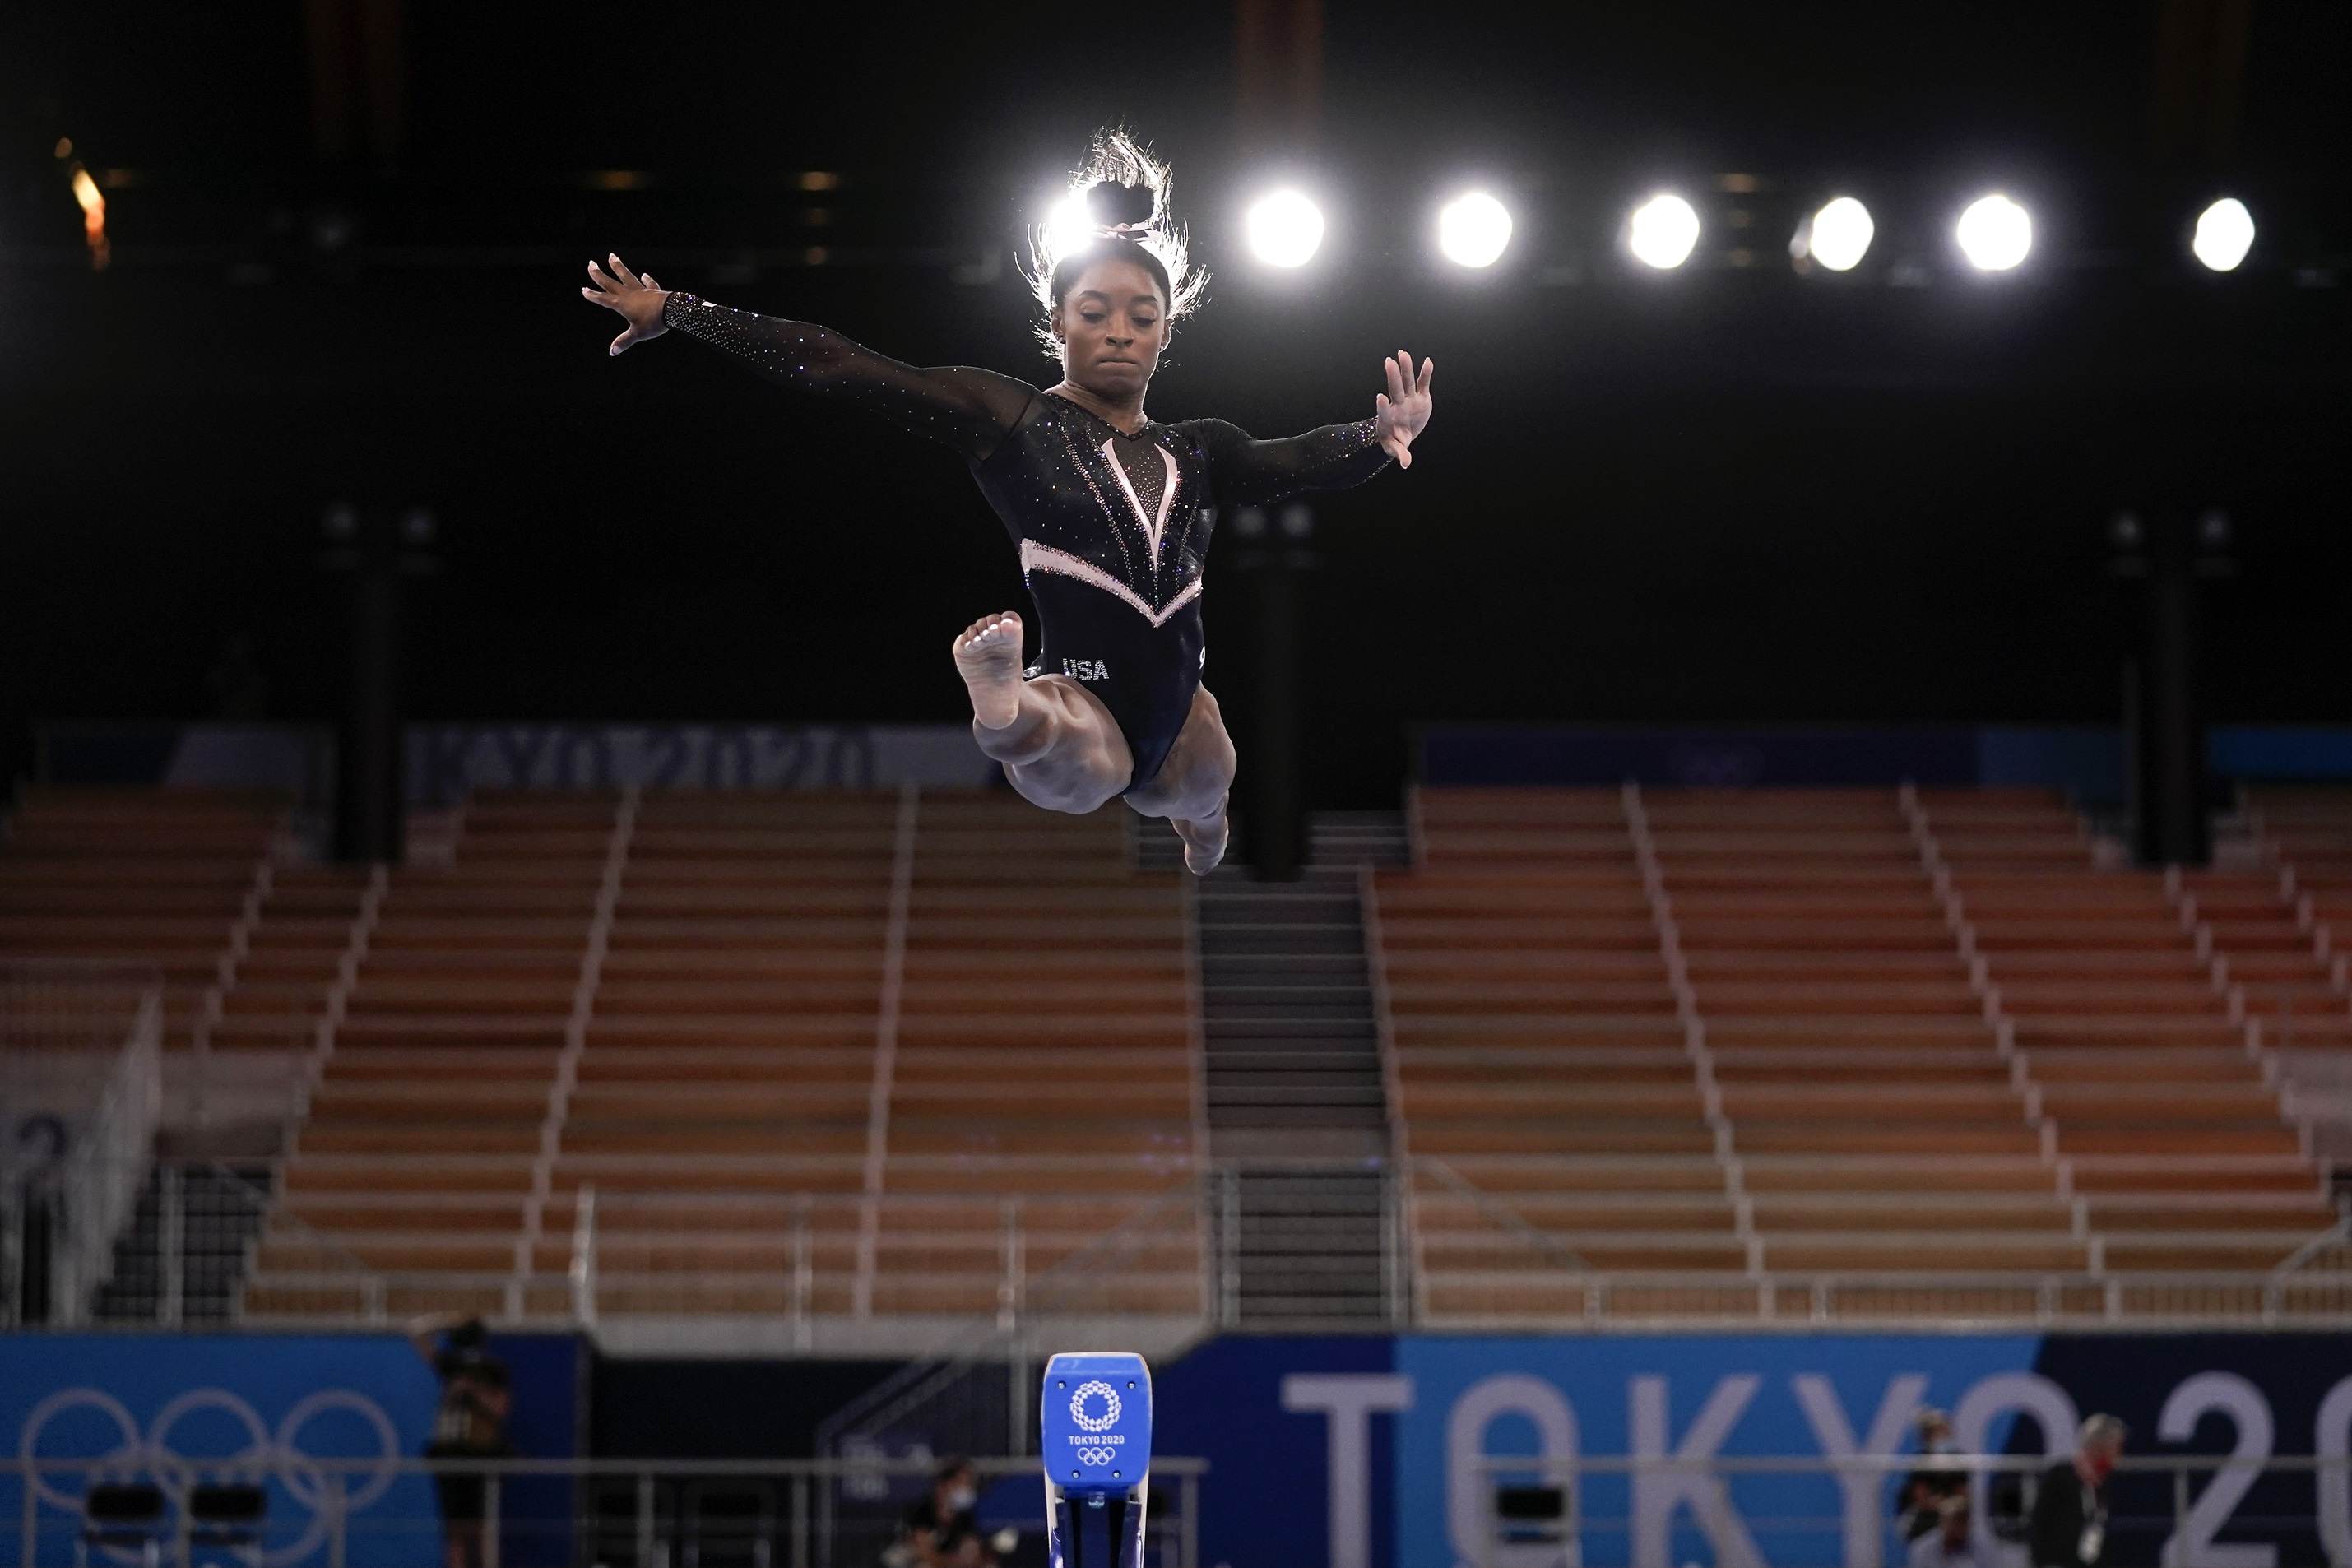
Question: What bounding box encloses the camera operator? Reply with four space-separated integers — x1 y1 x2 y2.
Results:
410 1314 515 1568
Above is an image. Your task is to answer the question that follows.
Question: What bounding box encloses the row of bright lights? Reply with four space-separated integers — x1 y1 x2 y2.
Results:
1052 190 2262 276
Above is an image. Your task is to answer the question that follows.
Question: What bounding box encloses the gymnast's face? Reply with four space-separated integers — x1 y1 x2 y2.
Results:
1053 258 1167 397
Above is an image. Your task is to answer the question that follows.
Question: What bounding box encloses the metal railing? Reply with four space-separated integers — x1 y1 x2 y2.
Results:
0 961 165 1056
50 990 162 1324
564 1180 1210 1339
29 1154 2352 1338
75 1159 386 1328
1417 1155 1597 1271
805 1180 1213 1566
1465 1450 2352 1568
2 961 165 1326
816 1179 1212 1450
11 1453 1208 1568
2272 1216 2352 1279
1422 1264 2352 1329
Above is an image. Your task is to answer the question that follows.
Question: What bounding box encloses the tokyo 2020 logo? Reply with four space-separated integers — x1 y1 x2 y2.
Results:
1069 1380 1121 1433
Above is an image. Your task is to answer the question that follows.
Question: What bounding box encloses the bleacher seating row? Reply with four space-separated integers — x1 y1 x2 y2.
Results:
1379 786 2347 1322
2 786 1204 1322
4 781 2345 1326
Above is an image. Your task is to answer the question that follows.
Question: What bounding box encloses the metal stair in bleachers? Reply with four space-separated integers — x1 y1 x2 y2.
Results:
1190 814 1403 1139
92 1162 276 1324
1141 808 1409 1325
1309 810 1413 871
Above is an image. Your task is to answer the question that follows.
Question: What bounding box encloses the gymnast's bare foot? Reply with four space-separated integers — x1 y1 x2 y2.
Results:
953 613 1026 730
1171 796 1230 876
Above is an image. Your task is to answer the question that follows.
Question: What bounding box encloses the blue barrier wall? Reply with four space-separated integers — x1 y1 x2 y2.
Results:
15 1330 2351 1568
1147 1332 2352 1568
0 1332 581 1568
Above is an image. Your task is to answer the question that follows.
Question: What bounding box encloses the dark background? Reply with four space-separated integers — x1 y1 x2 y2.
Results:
3 1 2347 806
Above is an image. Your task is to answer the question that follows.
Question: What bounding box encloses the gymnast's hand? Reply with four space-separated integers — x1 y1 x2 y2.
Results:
1374 349 1434 470
581 252 670 356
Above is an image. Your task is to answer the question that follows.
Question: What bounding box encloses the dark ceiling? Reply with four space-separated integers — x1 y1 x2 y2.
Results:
4 2 2348 804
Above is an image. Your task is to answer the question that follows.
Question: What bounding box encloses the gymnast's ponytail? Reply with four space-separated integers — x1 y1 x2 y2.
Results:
1020 124 1209 363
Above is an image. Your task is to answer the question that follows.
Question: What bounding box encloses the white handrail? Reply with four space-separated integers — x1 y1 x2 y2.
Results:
1423 1264 2352 1329
190 848 276 1128
995 1197 1023 1332
1357 864 1419 1324
790 1196 814 1349
853 782 920 1317
1416 1155 1593 1272
1625 782 1752 1263
224 1158 390 1324
568 1181 597 1327
523 785 638 1307
1357 865 1410 1161
296 863 388 1138
1177 855 1213 1313
2270 1216 2352 1279
815 1177 1211 1448
51 981 164 1323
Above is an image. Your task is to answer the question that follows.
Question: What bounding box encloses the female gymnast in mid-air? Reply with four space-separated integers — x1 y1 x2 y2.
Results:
582 128 1434 874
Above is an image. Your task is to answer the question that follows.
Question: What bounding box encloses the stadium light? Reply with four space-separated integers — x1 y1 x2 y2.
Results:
1791 196 1874 272
1437 191 1513 268
2192 197 2255 272
1627 193 1700 270
1955 193 2032 271
1043 191 1093 259
1246 189 1325 269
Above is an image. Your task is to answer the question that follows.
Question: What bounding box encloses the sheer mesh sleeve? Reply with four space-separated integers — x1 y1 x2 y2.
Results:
661 291 1038 464
1179 415 1393 508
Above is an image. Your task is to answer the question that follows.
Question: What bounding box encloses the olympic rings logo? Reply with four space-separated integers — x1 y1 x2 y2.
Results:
1069 1381 1121 1433
19 1386 404 1567
1074 1447 1116 1467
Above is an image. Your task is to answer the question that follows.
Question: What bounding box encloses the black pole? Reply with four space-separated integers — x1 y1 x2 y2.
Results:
322 502 435 865
1255 548 1303 880
18 1183 55 1324
1232 504 1313 881
2140 510 2206 865
2115 506 2227 867
343 554 403 864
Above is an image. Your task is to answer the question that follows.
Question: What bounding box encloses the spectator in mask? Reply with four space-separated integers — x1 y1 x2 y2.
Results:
900 1459 995 1568
2030 1415 2126 1567
1899 1408 1969 1542
1909 1496 1997 1568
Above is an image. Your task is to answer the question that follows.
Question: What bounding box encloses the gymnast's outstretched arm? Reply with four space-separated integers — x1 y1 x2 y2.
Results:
582 252 1037 464
1183 348 1436 507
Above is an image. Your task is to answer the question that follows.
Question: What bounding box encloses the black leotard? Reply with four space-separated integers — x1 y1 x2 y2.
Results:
660 290 1393 790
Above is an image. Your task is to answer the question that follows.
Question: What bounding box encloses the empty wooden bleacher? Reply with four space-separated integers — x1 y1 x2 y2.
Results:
0 787 287 1049
254 792 616 1317
244 788 1204 1325
1378 790 1740 1316
1378 784 2341 1324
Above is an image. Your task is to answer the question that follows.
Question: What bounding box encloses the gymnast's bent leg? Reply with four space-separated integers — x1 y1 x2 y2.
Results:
1121 684 1236 876
953 612 1135 814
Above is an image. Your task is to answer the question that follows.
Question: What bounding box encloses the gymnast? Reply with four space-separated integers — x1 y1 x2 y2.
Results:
582 128 1433 873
